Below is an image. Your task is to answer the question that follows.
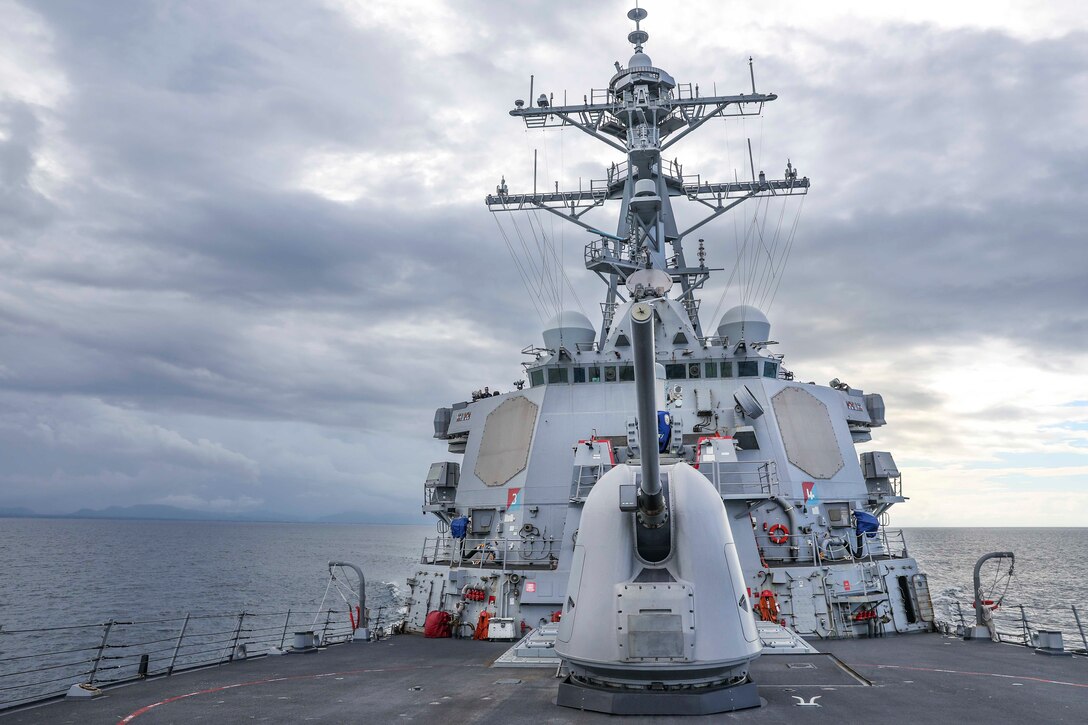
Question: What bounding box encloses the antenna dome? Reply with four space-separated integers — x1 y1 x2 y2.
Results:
717 305 771 343
628 51 652 68
543 310 596 350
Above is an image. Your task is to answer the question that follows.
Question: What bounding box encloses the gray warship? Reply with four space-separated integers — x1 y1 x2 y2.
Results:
3 6 1085 723
408 6 928 647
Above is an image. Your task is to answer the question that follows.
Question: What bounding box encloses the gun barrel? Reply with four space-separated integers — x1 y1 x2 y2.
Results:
631 302 666 525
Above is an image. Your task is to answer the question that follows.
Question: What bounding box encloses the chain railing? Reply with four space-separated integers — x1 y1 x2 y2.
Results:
0 608 363 711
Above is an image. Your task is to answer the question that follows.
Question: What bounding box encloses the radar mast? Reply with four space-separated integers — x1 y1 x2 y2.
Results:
486 7 810 344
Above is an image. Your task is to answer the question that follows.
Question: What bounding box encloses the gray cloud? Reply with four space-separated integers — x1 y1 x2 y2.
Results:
1 2 1086 522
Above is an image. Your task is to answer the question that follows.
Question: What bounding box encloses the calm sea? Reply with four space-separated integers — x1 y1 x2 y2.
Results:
1 519 1085 636
0 519 434 632
1 520 1086 707
903 527 1088 638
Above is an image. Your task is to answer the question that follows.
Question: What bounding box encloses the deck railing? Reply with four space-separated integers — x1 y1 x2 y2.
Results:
701 460 779 498
755 528 909 565
420 534 559 569
945 601 1088 654
0 608 369 711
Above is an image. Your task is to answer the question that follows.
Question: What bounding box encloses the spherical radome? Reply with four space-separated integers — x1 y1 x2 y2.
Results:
543 310 596 350
716 305 771 343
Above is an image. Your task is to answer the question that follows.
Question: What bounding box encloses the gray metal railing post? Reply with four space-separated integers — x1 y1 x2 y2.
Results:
228 612 245 662
1019 604 1030 645
88 619 114 686
1072 605 1087 653
279 609 292 648
167 613 191 675
320 609 332 644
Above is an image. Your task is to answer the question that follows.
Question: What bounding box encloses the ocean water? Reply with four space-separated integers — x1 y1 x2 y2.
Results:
0 520 1083 631
904 527 1088 639
0 519 435 631
1 519 1086 706
0 518 434 707
1 521 1085 634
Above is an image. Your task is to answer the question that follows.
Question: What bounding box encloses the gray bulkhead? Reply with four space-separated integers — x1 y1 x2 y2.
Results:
409 300 930 638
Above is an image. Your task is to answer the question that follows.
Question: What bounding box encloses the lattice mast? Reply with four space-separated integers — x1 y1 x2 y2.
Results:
486 7 809 345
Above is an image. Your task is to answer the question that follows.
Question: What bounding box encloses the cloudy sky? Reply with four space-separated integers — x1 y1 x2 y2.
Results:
1 0 1085 525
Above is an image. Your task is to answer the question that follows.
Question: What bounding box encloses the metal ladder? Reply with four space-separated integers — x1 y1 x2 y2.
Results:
912 573 936 623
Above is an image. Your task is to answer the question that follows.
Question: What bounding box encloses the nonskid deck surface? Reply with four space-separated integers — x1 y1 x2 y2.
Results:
4 634 1085 724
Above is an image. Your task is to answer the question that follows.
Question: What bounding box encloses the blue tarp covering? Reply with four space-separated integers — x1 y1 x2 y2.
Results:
450 516 469 540
657 411 672 453
854 510 880 538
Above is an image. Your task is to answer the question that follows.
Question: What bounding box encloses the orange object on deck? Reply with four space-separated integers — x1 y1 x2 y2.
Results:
473 611 492 640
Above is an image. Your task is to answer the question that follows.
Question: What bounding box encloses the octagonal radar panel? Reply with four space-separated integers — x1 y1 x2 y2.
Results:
475 396 539 487
772 386 843 479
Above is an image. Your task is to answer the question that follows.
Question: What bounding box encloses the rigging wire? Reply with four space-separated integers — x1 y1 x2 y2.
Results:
524 210 565 318
519 129 566 320
506 193 561 314
752 194 789 307
763 195 805 312
520 127 588 319
507 212 553 312
492 213 547 324
528 209 588 318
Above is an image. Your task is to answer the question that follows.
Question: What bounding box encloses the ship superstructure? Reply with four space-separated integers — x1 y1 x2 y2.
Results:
407 7 932 641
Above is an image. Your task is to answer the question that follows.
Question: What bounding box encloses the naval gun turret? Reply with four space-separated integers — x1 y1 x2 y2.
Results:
554 271 762 715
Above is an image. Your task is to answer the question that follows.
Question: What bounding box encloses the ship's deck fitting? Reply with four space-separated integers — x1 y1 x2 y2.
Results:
3 633 1084 724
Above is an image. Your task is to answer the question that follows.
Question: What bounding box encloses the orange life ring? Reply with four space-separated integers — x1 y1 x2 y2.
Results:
768 523 790 544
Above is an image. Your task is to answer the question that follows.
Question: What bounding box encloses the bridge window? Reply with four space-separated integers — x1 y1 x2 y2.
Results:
619 365 635 381
604 366 618 382
665 363 686 379
704 362 718 378
547 367 568 384
738 361 759 377
763 362 779 379
588 366 601 382
573 367 586 383
721 362 733 378
530 369 544 387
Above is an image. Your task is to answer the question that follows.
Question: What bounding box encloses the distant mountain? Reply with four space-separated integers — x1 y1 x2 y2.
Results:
67 504 250 521
312 511 420 525
0 506 39 518
0 504 419 524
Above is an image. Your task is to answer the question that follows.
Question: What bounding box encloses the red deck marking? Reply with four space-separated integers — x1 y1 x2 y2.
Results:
855 663 1088 689
117 664 434 723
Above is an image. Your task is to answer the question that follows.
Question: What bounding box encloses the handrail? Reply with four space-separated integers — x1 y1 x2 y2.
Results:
0 607 367 710
755 527 909 565
420 534 560 569
942 601 1087 655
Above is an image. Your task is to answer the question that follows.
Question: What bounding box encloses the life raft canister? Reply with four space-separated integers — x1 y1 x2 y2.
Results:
423 610 452 638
